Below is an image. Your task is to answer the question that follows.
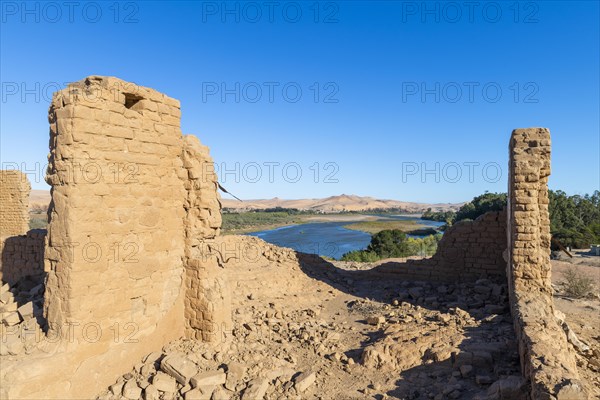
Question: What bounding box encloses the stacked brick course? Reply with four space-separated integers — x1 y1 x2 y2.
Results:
507 128 586 398
44 76 187 337
182 135 231 342
375 210 507 282
1 76 224 400
0 171 30 238
0 171 46 285
0 229 46 285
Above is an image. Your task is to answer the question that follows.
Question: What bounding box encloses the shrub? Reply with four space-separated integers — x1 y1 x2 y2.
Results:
552 228 597 249
340 250 379 262
340 230 442 261
562 268 595 298
29 216 47 229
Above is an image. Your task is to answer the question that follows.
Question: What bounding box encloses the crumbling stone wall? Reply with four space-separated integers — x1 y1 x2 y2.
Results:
0 171 30 238
375 210 507 282
1 76 224 400
0 229 46 286
0 171 45 285
507 128 586 398
182 135 231 342
43 76 187 338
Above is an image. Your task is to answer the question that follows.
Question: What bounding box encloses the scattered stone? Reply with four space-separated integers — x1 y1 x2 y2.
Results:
122 380 142 400
152 371 178 393
436 314 451 323
241 378 269 400
476 375 493 385
184 388 209 400
294 371 316 392
161 353 199 384
486 376 526 398
0 284 9 295
144 351 163 364
2 311 21 326
0 291 14 304
0 302 17 313
109 382 124 396
367 316 385 325
408 287 423 300
211 386 232 400
555 381 587 400
143 384 160 400
191 370 226 388
225 362 246 391
17 302 34 319
460 364 473 378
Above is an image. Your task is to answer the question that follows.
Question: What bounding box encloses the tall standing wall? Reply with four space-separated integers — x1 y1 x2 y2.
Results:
507 128 586 399
1 76 224 400
43 76 187 338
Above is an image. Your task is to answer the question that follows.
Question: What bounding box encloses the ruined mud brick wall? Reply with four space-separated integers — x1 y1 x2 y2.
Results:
0 170 30 238
1 76 223 400
182 135 231 342
0 229 46 285
43 76 187 339
507 128 586 399
0 171 45 284
375 210 507 282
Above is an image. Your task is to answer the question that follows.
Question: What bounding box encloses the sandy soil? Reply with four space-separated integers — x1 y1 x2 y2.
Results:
551 251 600 396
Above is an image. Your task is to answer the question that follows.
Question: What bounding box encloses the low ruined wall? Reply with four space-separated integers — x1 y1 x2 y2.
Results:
507 128 586 398
0 171 30 238
1 76 223 400
0 230 46 285
375 210 507 282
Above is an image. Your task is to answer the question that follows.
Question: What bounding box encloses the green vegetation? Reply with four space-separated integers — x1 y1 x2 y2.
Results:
549 190 600 249
29 212 47 229
422 190 600 249
421 209 455 224
341 229 442 262
423 192 507 225
343 219 428 234
454 192 507 222
562 268 595 298
221 210 306 234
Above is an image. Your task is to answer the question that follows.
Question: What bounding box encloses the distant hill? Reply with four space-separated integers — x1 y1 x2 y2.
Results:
221 194 462 213
30 190 462 213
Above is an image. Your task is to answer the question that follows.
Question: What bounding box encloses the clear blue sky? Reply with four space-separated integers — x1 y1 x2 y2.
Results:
1 1 598 203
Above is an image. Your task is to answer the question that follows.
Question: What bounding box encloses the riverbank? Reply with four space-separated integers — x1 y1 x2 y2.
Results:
343 219 430 234
223 213 384 235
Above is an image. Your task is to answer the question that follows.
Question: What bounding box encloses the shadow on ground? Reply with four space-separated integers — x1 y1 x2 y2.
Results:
295 253 525 400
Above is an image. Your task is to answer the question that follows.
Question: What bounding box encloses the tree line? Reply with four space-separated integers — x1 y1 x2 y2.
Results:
422 191 600 249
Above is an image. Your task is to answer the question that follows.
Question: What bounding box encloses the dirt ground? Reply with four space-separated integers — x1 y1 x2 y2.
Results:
4 236 598 399
94 236 600 400
550 249 600 397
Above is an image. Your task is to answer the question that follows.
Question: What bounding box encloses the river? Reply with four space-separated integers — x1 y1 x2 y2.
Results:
246 215 444 260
